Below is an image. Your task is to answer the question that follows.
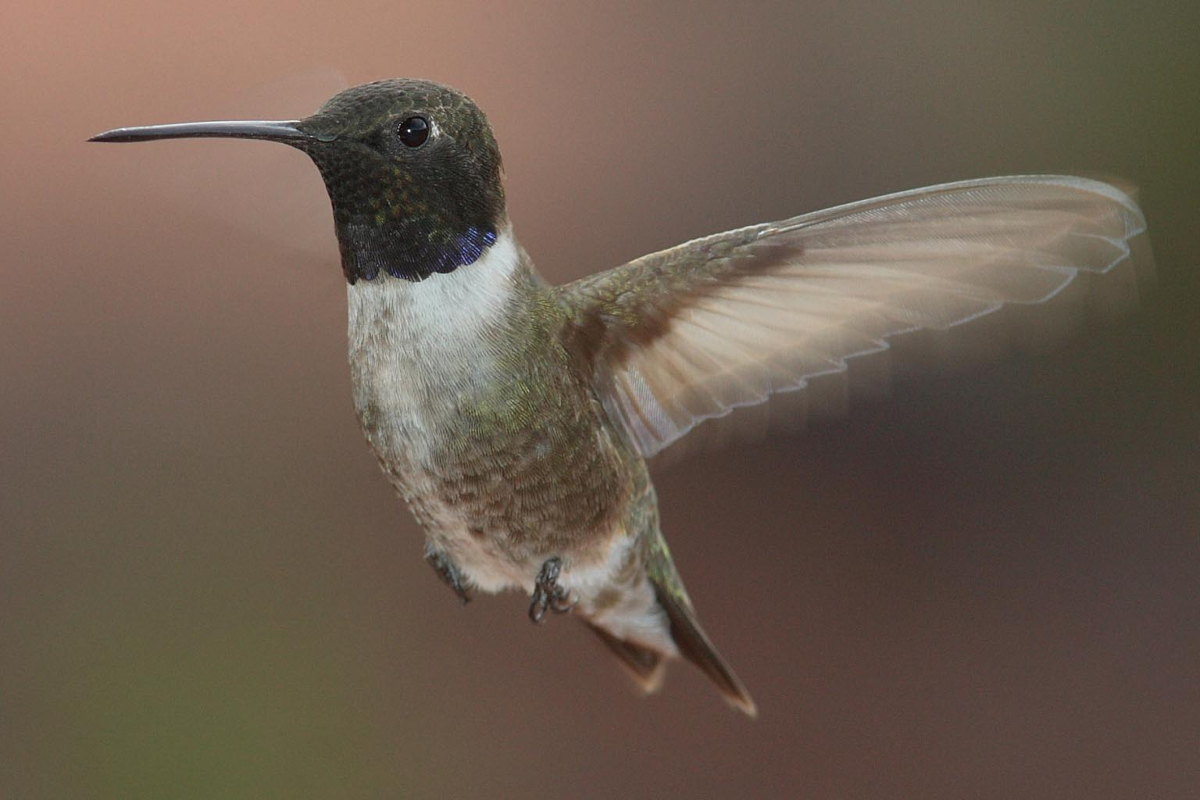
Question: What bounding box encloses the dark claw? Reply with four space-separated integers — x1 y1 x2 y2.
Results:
426 548 472 605
529 557 576 624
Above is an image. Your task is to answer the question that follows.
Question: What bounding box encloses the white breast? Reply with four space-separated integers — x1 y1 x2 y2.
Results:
343 230 540 592
345 230 521 464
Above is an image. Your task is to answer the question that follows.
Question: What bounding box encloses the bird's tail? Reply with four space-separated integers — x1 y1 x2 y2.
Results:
651 578 757 717
582 574 756 717
584 619 667 693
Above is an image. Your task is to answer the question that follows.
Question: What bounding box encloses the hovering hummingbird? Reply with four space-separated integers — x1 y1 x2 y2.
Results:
92 78 1151 716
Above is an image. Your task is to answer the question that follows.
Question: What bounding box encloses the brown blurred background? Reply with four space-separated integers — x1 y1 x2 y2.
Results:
3 2 1198 797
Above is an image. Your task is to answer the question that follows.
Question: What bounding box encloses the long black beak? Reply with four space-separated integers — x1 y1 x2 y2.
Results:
88 119 324 144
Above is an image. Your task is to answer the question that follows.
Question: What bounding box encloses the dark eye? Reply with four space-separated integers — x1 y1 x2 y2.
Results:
397 116 429 147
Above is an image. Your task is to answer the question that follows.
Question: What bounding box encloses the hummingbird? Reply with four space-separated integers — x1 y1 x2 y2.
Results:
91 78 1151 717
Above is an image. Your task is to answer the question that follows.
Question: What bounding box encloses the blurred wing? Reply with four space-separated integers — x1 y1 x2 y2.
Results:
559 175 1152 459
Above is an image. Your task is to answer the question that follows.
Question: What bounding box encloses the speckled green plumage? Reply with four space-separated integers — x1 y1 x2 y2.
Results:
355 274 632 558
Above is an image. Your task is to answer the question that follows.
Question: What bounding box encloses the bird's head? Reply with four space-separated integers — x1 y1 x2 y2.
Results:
92 79 506 283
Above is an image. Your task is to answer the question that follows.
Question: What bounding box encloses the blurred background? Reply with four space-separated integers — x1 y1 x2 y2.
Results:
3 1 1198 797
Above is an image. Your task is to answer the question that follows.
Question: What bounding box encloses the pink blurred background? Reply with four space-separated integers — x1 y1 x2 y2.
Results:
3 2 1198 797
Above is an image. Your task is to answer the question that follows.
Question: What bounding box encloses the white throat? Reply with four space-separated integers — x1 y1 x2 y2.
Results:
346 228 521 355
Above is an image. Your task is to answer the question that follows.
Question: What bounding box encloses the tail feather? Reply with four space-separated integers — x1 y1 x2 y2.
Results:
580 524 757 716
583 578 757 716
583 621 666 693
652 581 758 717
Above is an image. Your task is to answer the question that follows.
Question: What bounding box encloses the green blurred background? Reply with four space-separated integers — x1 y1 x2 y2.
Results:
3 1 1198 797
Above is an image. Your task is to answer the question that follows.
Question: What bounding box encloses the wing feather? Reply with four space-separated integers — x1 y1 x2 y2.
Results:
559 175 1152 459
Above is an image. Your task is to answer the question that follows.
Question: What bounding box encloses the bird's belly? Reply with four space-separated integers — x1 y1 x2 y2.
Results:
342 239 635 594
408 488 538 593
351 358 633 594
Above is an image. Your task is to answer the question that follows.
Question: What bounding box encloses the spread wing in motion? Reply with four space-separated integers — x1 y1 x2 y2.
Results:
559 175 1153 460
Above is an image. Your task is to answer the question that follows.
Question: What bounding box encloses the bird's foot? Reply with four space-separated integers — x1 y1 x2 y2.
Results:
529 557 576 623
426 548 472 605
